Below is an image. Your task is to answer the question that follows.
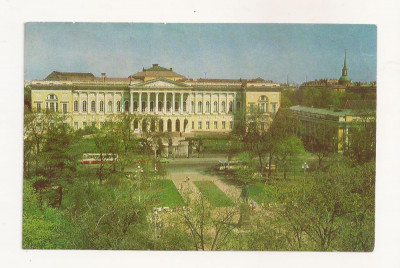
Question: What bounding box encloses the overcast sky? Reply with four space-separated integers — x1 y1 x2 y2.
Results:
24 23 376 83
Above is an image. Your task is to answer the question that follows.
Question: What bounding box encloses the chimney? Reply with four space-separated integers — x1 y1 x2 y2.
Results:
101 73 106 82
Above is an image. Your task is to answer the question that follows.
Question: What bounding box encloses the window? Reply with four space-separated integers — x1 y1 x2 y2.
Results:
108 101 113 113
272 103 277 113
206 121 210 129
192 121 195 129
222 121 226 129
74 101 78 112
158 101 163 112
100 101 104 112
221 101 226 113
213 101 218 113
74 122 78 130
198 101 202 113
63 103 67 114
206 101 210 113
214 121 218 129
259 103 264 113
237 101 241 111
229 101 233 113
183 101 187 112
250 103 255 113
167 101 171 112
82 101 87 112
36 102 41 111
47 94 57 100
142 101 146 112
133 101 138 111
150 101 154 112
91 101 96 112
191 101 195 113
125 101 129 112
198 121 202 130
49 102 55 112
83 122 87 128
117 101 121 112
175 101 179 112
229 121 233 129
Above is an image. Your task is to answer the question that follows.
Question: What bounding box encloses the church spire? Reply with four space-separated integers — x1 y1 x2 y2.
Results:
342 49 348 77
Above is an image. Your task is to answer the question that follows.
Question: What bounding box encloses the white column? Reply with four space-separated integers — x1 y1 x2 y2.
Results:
225 93 228 114
188 94 192 114
233 93 237 114
147 92 150 113
217 93 220 114
78 92 81 114
180 93 183 114
156 93 159 114
202 93 205 114
139 92 142 113
113 92 116 114
96 92 99 114
172 92 175 115
194 93 197 114
164 93 167 114
130 92 133 113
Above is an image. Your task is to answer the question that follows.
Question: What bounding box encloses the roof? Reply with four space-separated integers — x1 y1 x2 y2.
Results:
289 105 353 117
130 64 185 80
45 71 95 81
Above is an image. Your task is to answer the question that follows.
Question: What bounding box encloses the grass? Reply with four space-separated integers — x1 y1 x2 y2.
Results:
146 180 184 207
248 184 267 205
193 181 234 207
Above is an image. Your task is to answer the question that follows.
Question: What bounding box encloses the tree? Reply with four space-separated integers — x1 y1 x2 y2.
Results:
275 135 304 179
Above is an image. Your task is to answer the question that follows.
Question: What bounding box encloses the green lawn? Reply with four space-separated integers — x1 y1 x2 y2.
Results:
146 180 184 207
193 181 234 207
248 184 267 205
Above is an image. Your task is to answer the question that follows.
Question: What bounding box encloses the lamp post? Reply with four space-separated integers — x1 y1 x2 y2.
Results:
302 161 309 200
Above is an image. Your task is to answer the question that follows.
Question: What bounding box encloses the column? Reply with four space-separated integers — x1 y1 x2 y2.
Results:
164 93 167 114
130 92 133 113
202 93 205 114
139 92 142 113
180 93 183 114
147 92 150 113
113 92 116 114
194 92 197 114
233 93 237 114
217 93 220 114
156 92 159 114
78 92 81 114
225 93 228 114
188 94 192 114
96 92 99 113
172 92 175 115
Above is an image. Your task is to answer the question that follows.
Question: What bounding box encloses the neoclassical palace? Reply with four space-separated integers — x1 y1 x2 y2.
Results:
30 64 281 134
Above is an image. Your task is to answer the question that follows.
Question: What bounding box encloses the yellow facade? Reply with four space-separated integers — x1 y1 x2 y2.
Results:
30 66 281 134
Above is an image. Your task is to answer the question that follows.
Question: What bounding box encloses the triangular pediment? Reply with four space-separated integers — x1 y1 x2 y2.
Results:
131 78 188 88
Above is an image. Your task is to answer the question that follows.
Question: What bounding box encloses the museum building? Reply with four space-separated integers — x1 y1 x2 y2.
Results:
30 64 281 134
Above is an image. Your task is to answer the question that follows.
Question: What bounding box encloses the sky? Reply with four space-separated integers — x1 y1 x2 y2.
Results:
24 23 376 84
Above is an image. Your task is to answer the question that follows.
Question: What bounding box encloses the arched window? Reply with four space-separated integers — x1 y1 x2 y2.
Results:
206 101 210 113
141 101 146 112
150 101 154 112
74 101 78 112
108 101 113 112
100 101 104 112
124 101 129 112
47 94 57 100
213 101 218 113
117 101 121 112
229 101 233 113
175 101 179 112
158 101 163 112
91 101 96 112
183 101 187 112
167 101 171 112
221 101 226 113
133 101 138 111
198 101 203 113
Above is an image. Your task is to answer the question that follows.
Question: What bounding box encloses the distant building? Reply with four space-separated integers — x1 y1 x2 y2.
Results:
287 105 375 153
30 64 281 134
338 50 352 86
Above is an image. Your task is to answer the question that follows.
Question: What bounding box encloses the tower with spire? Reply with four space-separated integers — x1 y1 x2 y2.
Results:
339 49 352 86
